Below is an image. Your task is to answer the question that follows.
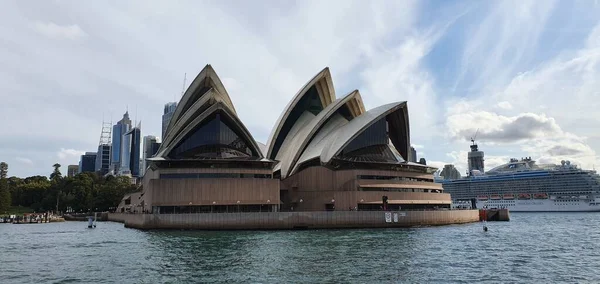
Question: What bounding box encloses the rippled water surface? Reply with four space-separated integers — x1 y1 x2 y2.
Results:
1 213 600 283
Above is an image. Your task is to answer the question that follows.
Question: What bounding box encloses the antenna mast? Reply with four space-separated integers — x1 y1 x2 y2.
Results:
181 73 187 98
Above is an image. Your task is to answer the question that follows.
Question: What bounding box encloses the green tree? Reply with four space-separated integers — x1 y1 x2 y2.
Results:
0 162 11 213
0 180 11 213
0 162 7 179
49 163 64 213
50 163 62 181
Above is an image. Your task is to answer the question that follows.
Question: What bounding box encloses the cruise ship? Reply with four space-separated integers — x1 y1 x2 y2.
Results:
440 144 600 212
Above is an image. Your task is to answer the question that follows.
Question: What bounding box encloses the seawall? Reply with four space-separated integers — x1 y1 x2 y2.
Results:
108 210 479 230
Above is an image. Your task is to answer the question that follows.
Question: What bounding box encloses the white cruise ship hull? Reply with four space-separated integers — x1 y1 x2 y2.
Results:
473 199 600 212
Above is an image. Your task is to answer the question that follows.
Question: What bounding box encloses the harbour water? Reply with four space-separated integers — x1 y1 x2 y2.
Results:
1 213 599 283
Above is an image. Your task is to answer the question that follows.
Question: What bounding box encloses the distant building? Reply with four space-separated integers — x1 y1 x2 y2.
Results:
112 111 132 173
418 158 427 165
162 102 177 138
95 121 112 175
95 144 111 175
440 164 461 180
142 135 160 176
79 152 97 173
119 130 132 175
409 146 417 162
468 140 485 174
127 125 142 177
67 165 79 177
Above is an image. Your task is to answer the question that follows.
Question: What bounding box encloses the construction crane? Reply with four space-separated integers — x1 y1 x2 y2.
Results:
471 128 479 145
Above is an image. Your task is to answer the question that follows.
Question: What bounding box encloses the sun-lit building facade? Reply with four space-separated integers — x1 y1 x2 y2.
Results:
129 65 450 214
267 68 450 211
140 65 279 214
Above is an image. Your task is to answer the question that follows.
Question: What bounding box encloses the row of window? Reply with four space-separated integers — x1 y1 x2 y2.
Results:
360 187 428 193
357 175 433 183
153 204 276 214
159 173 272 179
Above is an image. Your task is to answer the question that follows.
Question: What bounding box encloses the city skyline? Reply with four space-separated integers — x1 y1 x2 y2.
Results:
1 0 599 177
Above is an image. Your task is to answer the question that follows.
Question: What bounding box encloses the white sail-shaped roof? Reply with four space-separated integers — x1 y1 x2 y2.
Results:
162 65 236 140
152 65 263 161
265 67 336 160
320 102 409 164
278 90 365 178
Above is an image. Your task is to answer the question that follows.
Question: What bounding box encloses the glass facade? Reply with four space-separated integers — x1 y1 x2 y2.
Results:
129 128 141 177
112 124 122 165
162 102 178 138
334 118 398 163
342 118 388 153
95 144 111 175
271 85 324 158
359 187 429 193
80 153 97 173
169 112 257 159
160 173 272 179
119 132 132 174
152 204 275 214
112 112 132 172
357 175 434 182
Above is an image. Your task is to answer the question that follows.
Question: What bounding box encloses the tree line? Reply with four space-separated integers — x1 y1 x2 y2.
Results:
0 162 138 215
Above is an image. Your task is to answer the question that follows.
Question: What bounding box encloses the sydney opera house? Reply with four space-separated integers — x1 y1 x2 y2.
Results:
130 65 451 215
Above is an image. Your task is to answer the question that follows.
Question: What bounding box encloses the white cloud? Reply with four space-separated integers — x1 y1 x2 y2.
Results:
427 160 447 171
32 21 87 39
15 157 34 166
1 1 599 177
496 101 512 110
454 0 557 92
412 144 424 149
447 111 563 143
360 30 442 143
57 148 84 162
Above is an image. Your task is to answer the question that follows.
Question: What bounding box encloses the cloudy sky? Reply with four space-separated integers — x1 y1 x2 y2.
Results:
1 0 599 177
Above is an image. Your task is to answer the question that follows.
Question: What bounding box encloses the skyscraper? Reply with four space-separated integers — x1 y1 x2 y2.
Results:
409 146 417 163
112 111 132 173
79 152 97 173
119 131 132 175
67 165 79 177
128 124 142 177
142 135 160 176
162 102 177 137
440 164 461 180
95 121 112 175
468 140 485 174
95 144 112 175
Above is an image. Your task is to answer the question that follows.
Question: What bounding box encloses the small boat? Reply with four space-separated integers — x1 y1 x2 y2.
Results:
518 193 531 200
477 195 489 201
533 193 549 199
490 194 502 200
503 194 515 200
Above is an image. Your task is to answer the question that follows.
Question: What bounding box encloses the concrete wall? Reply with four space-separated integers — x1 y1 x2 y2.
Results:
149 178 280 206
108 210 478 230
280 166 449 211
